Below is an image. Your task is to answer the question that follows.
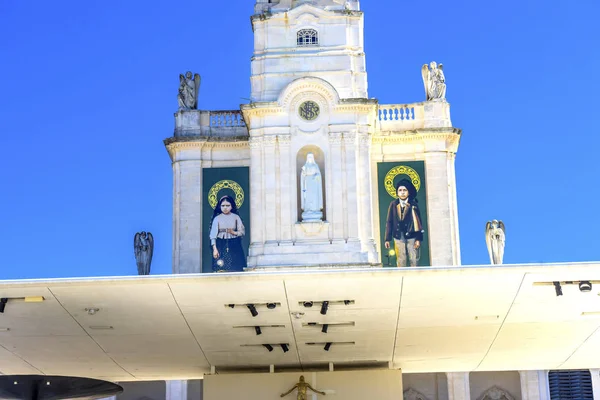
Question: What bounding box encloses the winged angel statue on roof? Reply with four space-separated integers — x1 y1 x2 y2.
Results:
177 71 201 110
485 220 505 265
134 231 154 275
421 62 446 101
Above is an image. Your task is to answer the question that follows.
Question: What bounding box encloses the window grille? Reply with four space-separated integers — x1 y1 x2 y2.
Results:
548 370 593 400
297 29 318 47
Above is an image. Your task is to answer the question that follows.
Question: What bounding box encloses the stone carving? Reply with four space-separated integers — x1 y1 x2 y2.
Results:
403 388 430 400
280 375 326 399
177 71 201 110
477 386 515 400
485 220 506 265
134 232 154 275
300 153 323 222
421 62 446 101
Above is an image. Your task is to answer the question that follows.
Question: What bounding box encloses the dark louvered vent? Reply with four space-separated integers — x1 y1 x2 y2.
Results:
549 370 593 400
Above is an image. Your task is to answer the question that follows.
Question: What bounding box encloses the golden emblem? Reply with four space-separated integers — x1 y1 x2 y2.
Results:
208 180 245 209
384 166 421 198
298 101 320 121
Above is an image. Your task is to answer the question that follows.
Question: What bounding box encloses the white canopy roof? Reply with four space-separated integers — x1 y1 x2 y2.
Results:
0 262 599 381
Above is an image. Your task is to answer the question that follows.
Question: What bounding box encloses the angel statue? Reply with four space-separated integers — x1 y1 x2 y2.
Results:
485 220 505 265
421 61 446 101
281 375 326 400
134 231 154 275
177 71 201 110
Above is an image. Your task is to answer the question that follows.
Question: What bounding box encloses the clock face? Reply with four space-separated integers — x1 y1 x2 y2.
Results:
298 101 320 121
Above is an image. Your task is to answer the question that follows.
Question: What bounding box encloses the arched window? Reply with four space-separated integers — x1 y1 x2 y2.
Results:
297 29 318 47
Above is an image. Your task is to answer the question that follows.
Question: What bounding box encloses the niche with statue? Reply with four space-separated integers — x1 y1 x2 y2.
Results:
296 146 327 223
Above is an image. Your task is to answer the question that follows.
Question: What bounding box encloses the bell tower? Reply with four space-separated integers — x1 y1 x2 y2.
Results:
250 0 366 102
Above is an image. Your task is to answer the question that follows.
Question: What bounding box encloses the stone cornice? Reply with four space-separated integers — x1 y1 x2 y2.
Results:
164 136 249 160
241 97 377 120
251 7 362 24
164 136 249 146
372 128 462 152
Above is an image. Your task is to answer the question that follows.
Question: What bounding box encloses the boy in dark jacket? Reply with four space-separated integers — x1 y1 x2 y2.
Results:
384 179 424 267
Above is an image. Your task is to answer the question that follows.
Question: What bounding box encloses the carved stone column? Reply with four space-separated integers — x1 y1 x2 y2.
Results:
166 380 188 400
342 132 360 242
248 136 264 264
424 150 461 266
519 370 550 400
278 135 293 244
328 132 344 242
446 372 471 400
167 141 204 274
590 369 600 400
263 136 278 245
357 131 378 261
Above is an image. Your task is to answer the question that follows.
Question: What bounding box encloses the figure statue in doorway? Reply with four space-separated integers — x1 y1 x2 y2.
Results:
280 375 326 399
421 61 446 101
177 71 201 110
300 153 323 222
134 231 154 275
485 220 506 265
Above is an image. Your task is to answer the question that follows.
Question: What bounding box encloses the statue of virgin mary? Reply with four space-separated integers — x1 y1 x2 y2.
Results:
300 153 323 222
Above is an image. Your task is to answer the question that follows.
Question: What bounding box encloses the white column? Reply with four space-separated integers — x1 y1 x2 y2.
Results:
263 136 277 244
278 135 293 243
166 380 188 400
519 370 550 400
247 136 264 264
424 151 459 266
171 144 203 274
446 372 471 400
357 131 377 261
343 132 360 242
328 133 344 242
590 369 600 400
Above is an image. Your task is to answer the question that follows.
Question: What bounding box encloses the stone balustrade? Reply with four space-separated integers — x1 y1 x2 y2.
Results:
174 110 248 138
377 101 452 133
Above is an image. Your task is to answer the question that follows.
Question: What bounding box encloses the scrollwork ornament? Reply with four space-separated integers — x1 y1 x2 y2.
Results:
343 132 357 145
249 137 263 149
328 133 343 145
477 386 515 400
263 136 277 146
384 165 421 198
358 133 372 147
277 135 292 146
208 180 245 209
404 388 430 400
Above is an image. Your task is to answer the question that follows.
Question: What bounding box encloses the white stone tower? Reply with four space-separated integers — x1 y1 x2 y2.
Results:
165 0 462 273
243 0 379 267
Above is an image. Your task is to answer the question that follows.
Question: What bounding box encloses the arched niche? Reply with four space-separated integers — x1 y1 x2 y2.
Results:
296 145 327 222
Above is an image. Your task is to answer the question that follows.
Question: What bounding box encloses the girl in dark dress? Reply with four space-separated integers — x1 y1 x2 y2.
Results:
209 196 247 272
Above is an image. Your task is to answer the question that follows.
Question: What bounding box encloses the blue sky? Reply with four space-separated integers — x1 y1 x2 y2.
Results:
1 0 599 279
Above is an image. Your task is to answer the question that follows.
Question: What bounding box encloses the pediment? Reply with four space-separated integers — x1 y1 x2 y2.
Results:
477 386 516 400
288 3 335 19
404 388 430 400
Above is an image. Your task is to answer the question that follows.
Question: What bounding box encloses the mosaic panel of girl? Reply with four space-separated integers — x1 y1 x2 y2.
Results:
209 195 247 272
